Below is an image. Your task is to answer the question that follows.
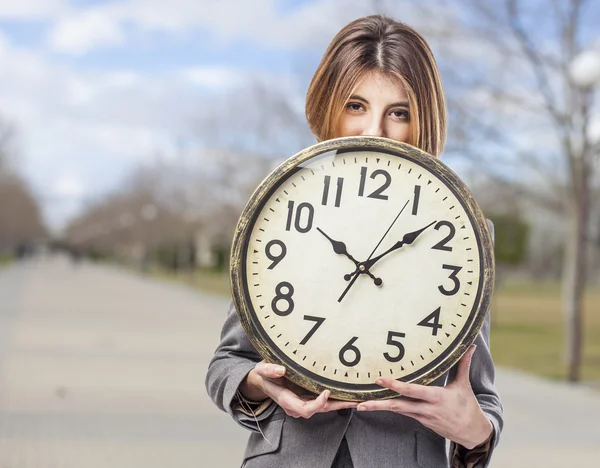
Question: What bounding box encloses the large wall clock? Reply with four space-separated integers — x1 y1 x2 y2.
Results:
230 136 494 401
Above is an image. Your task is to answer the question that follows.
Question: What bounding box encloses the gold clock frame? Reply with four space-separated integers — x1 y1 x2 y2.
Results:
230 136 495 401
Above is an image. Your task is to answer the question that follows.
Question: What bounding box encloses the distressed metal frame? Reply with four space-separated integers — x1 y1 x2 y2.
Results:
230 136 495 401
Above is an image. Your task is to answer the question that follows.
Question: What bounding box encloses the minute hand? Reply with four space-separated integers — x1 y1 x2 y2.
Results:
362 220 437 270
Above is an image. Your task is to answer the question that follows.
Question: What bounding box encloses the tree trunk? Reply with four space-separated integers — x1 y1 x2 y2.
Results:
562 162 589 382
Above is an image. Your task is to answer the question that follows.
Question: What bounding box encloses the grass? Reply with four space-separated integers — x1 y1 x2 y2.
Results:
490 281 600 384
172 267 600 384
151 267 231 297
0 254 12 268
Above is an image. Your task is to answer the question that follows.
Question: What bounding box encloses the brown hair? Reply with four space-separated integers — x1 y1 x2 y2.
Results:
306 15 447 157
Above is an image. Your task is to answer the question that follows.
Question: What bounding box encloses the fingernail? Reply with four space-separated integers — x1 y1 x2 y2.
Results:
274 365 285 376
357 405 367 411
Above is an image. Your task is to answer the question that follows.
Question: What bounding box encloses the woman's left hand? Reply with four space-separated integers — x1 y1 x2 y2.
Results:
356 345 492 449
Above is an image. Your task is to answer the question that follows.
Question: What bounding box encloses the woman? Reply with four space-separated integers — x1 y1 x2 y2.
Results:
206 15 503 468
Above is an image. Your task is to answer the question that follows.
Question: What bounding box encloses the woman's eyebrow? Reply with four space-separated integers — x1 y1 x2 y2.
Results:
349 94 369 103
389 101 410 108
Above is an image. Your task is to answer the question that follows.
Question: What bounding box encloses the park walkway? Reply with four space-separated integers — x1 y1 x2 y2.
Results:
0 256 597 467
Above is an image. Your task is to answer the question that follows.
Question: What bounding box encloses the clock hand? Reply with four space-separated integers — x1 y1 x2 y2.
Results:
337 270 361 303
317 227 382 285
344 220 437 279
337 199 409 303
366 219 437 267
316 227 360 264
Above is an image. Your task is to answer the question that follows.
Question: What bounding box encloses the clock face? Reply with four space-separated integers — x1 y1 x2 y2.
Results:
231 137 494 400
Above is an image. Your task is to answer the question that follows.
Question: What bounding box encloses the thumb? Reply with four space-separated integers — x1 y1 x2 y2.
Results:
254 361 286 379
456 344 477 385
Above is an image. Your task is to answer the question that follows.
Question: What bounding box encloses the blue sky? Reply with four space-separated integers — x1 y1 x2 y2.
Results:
1 0 380 230
0 1 321 71
1 0 598 231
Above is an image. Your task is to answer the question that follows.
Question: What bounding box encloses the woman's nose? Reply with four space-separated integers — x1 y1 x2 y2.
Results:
362 116 384 137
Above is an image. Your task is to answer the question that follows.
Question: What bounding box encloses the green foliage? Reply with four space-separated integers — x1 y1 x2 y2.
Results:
153 243 196 271
87 250 110 262
488 213 529 265
154 244 178 271
0 252 12 266
212 247 229 271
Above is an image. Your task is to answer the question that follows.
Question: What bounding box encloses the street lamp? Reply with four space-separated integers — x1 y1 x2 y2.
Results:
569 48 600 148
564 48 600 382
569 50 600 89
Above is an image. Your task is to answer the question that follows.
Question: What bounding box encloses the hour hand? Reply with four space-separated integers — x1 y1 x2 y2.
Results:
316 227 359 265
344 220 437 280
365 220 437 268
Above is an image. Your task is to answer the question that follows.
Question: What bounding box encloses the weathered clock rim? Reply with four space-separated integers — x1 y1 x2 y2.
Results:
230 135 495 401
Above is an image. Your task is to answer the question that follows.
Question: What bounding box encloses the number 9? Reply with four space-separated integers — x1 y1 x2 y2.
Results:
266 239 287 269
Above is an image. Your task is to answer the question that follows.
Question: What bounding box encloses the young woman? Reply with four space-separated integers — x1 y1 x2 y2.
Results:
206 15 503 468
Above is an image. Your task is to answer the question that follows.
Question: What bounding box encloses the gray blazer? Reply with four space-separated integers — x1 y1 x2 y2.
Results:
206 223 502 468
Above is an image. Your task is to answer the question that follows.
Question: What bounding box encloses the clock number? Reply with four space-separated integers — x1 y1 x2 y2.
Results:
285 201 314 233
412 185 421 215
339 336 361 367
383 331 406 363
300 315 325 345
322 176 344 207
265 240 286 269
358 167 367 196
271 281 294 316
417 307 443 336
431 221 455 252
438 265 462 296
358 167 391 200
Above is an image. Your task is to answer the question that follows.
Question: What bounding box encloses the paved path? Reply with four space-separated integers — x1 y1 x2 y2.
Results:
0 256 597 467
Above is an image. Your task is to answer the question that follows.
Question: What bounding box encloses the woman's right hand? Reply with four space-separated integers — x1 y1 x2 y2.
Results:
240 360 358 419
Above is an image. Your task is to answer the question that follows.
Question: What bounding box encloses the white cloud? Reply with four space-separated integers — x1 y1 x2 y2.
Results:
0 0 68 20
180 66 242 89
104 71 139 88
49 9 125 55
0 0 460 231
31 0 454 59
0 32 252 229
119 0 428 49
54 174 84 198
67 76 97 106
0 29 8 52
43 0 412 55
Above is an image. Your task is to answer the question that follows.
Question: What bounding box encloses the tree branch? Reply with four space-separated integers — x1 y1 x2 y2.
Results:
506 0 568 131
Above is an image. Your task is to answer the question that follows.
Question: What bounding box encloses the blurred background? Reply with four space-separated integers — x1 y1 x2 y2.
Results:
0 0 599 467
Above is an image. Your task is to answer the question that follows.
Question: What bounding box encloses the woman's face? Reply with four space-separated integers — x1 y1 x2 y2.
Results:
336 72 411 143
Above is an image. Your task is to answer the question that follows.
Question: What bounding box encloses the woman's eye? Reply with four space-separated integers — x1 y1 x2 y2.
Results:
390 109 409 120
346 102 364 112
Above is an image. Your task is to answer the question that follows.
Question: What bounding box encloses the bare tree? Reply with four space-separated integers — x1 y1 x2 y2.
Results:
420 0 600 381
65 167 194 261
0 115 46 251
193 79 315 159
177 78 318 259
